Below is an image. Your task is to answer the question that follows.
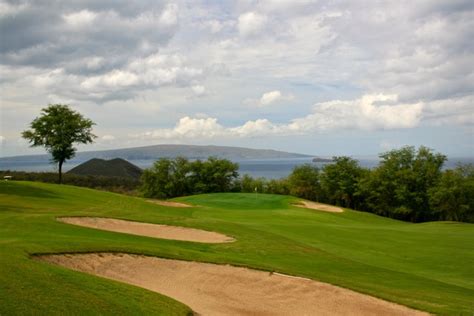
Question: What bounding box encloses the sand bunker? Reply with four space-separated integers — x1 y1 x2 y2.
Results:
294 201 344 213
39 253 427 316
147 200 193 207
58 217 234 243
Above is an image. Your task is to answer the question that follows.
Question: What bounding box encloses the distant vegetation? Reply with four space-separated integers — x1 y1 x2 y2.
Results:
68 158 142 179
0 171 139 195
238 146 474 223
141 157 238 199
3 146 473 223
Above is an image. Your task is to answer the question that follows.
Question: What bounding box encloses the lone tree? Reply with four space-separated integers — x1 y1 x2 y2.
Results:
22 104 96 184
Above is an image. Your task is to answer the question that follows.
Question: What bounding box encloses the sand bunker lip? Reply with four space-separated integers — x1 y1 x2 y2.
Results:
57 217 235 243
146 200 193 208
294 201 344 213
38 253 428 316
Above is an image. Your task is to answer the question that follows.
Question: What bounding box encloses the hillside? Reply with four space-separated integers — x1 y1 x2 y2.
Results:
67 158 142 179
0 181 473 315
0 144 312 166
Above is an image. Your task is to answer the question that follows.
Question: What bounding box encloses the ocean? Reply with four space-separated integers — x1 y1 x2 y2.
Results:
1 157 472 179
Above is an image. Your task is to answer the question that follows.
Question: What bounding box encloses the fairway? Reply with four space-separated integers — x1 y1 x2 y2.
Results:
1 181 473 315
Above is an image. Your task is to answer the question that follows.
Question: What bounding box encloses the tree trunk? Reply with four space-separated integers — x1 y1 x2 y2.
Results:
58 160 63 184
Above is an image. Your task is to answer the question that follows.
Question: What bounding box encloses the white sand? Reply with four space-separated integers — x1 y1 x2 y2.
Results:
40 253 428 316
58 217 234 243
294 201 344 213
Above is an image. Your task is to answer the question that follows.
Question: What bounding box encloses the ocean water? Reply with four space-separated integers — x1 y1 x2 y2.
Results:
2 157 472 179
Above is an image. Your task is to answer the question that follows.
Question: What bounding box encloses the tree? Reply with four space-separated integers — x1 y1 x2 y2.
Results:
320 156 364 208
22 104 96 184
189 157 239 193
429 164 474 222
288 164 321 201
356 146 446 222
140 157 239 198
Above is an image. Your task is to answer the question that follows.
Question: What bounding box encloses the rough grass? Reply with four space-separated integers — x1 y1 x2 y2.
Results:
1 181 473 315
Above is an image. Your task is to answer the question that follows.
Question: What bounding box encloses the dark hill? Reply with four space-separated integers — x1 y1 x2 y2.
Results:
67 158 143 179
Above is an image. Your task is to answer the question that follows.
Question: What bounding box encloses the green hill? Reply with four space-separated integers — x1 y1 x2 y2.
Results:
0 181 473 315
67 158 142 179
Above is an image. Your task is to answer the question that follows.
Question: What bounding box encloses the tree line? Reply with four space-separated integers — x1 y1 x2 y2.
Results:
140 147 473 223
235 146 474 223
4 146 472 223
0 170 140 195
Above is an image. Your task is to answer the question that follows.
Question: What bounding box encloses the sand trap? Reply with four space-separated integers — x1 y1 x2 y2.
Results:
39 253 428 316
58 217 234 243
147 200 193 208
294 201 344 213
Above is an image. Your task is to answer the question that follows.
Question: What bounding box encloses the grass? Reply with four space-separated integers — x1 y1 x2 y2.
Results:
1 181 473 315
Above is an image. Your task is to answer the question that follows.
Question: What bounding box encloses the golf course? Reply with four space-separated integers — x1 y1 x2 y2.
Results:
1 181 473 315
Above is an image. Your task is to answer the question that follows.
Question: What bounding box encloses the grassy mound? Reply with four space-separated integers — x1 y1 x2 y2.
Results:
1 181 473 315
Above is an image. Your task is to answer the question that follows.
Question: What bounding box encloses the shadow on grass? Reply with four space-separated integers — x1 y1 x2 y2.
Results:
0 181 59 199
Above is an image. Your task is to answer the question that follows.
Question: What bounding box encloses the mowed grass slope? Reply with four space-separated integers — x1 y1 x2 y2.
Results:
0 181 473 315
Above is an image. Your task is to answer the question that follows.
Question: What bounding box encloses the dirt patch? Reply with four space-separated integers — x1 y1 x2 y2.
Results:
39 253 428 316
294 201 344 213
58 217 234 243
147 200 193 208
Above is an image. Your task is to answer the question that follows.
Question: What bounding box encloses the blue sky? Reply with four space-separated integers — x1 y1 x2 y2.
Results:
0 0 473 157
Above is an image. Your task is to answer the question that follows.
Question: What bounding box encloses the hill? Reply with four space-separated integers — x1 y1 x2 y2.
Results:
0 144 312 166
0 181 473 315
67 158 142 179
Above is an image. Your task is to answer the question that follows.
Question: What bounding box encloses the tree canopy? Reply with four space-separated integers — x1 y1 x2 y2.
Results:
22 104 96 183
141 157 239 199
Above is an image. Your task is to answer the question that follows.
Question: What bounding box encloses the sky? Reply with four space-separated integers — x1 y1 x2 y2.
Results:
0 0 473 157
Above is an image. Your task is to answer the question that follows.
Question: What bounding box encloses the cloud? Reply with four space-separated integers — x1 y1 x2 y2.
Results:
62 10 97 28
135 93 428 141
191 85 206 97
289 94 424 131
260 90 282 106
138 117 225 139
101 135 115 141
1 1 472 156
245 90 294 106
0 1 28 17
238 12 267 37
0 135 5 144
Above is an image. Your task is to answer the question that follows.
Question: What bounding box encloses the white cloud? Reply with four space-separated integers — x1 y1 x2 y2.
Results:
0 136 5 144
260 90 282 106
289 94 424 131
191 85 206 96
63 10 97 28
245 90 294 106
230 119 279 137
0 1 28 17
138 117 225 140
135 93 428 141
204 19 224 33
158 3 178 27
81 70 139 91
101 135 115 141
238 12 267 37
85 57 105 70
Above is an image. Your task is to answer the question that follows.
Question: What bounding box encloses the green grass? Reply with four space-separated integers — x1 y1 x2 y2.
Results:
1 181 473 315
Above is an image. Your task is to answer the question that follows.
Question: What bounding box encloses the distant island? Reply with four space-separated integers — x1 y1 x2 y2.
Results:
312 157 333 163
0 144 313 164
